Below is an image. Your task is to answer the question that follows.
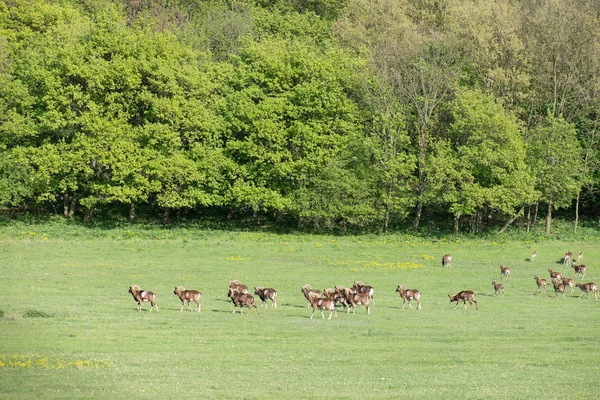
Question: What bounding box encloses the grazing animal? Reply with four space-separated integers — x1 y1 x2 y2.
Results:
572 264 586 279
552 279 565 298
301 285 322 308
229 280 249 294
563 251 574 266
576 282 598 300
128 285 158 312
352 281 374 305
530 250 537 262
491 281 504 297
500 265 511 280
576 251 583 264
395 285 421 310
562 278 574 294
173 286 201 312
254 286 277 309
227 288 259 315
534 275 547 293
308 297 337 320
448 291 478 310
548 269 562 281
442 254 452 268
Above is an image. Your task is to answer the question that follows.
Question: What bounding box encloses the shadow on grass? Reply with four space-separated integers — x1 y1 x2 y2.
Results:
280 303 305 309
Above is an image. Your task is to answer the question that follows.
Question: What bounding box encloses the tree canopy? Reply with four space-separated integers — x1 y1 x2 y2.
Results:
1 0 599 233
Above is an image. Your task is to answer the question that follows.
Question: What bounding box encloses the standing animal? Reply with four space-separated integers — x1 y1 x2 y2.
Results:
530 250 537 262
576 282 598 300
572 264 586 279
254 286 277 308
229 280 249 294
227 288 259 315
548 269 562 281
442 254 452 268
562 278 574 294
500 265 511 280
128 285 158 312
552 279 565 298
345 288 371 315
301 285 322 308
491 281 504 297
308 297 337 320
448 291 478 310
325 287 348 311
576 251 584 264
173 286 201 312
534 275 547 293
352 281 374 305
563 251 574 266
395 285 421 310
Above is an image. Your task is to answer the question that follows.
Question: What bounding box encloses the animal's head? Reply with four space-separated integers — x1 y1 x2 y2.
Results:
173 286 186 295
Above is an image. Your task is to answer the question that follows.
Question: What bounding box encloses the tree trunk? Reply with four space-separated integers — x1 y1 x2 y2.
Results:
526 204 531 233
163 207 171 224
63 194 69 218
413 198 423 232
453 211 462 235
383 181 393 233
68 198 76 218
413 129 427 233
130 203 136 221
532 203 538 225
574 194 580 233
545 203 552 234
383 206 389 233
498 206 525 233
83 207 94 224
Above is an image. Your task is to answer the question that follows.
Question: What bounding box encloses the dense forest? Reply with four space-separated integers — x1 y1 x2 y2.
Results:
1 0 599 233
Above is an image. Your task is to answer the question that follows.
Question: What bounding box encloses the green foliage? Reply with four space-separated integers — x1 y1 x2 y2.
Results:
526 114 582 209
445 89 536 216
223 38 365 217
1 0 600 232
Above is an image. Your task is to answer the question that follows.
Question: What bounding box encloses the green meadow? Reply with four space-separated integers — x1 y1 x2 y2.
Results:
1 223 599 399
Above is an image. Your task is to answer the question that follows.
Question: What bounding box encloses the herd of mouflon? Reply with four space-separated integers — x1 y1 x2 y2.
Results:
128 250 597 318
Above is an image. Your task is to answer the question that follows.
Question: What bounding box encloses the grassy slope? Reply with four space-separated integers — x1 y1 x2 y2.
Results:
0 224 599 398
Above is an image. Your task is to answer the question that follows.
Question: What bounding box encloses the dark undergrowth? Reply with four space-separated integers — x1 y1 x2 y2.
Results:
0 212 598 242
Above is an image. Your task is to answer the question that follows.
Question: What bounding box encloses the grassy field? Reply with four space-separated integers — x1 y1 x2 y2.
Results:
1 222 599 398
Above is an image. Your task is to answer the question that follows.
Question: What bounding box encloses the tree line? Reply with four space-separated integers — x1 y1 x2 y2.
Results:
0 0 599 234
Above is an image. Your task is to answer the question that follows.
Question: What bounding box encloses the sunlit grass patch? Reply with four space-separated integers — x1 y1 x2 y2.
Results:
0 354 112 369
225 256 251 261
354 260 423 272
328 256 425 271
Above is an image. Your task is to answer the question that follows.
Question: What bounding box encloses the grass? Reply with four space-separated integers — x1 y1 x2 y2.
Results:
1 222 599 398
